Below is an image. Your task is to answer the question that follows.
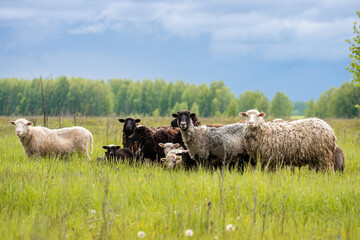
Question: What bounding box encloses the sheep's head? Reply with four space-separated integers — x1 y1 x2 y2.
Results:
172 110 196 130
239 109 266 129
9 118 32 137
159 142 181 156
119 118 141 135
161 152 182 169
103 144 121 160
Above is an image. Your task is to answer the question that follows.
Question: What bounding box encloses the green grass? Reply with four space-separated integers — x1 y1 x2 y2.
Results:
1 116 360 239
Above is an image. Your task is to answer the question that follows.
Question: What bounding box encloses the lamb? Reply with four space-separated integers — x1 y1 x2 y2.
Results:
10 118 93 159
160 150 187 169
172 110 251 169
133 125 179 161
159 142 190 169
102 144 133 162
239 109 337 171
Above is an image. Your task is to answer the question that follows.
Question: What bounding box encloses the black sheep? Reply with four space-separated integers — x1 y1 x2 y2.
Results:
103 144 134 162
133 125 179 162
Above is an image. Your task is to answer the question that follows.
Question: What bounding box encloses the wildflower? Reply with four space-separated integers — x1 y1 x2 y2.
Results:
226 224 235 231
185 229 193 237
137 231 146 238
90 209 96 214
214 236 219 240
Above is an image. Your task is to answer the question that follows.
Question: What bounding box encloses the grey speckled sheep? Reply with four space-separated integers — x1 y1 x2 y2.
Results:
172 110 250 169
10 118 93 159
239 109 337 171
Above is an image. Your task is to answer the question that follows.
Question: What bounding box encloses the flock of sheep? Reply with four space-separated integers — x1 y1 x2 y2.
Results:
9 109 345 172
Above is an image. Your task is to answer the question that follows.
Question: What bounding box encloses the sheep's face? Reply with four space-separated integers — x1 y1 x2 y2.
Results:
119 118 141 135
103 145 121 160
159 143 180 155
161 153 181 169
239 110 266 129
9 119 32 137
172 111 196 130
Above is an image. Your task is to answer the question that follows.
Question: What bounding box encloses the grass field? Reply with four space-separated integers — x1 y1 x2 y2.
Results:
1 116 360 239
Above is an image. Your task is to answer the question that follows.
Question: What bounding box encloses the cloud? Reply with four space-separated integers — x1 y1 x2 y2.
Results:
69 23 105 34
0 0 358 60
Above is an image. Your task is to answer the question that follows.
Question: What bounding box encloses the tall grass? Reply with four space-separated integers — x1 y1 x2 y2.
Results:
0 116 359 239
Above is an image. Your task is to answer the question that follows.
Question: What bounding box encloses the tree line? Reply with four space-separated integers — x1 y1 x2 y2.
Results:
0 76 358 118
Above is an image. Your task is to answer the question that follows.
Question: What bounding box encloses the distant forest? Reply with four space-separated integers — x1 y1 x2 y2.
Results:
0 77 359 118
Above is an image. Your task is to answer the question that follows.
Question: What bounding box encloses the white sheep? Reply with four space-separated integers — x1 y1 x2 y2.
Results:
159 142 188 168
172 110 251 169
239 109 337 171
158 142 184 156
10 118 93 160
160 149 188 169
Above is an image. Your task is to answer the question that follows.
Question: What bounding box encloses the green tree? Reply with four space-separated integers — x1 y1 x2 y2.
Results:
226 99 239 117
171 102 188 114
312 88 335 118
346 11 360 109
304 99 316 117
292 101 307 116
213 86 234 114
328 82 360 118
190 102 200 115
270 92 293 118
239 90 269 113
197 83 211 116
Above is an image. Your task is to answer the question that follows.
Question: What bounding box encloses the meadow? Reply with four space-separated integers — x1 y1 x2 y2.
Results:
0 115 360 240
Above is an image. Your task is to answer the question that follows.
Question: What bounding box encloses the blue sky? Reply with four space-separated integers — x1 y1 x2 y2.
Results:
0 0 358 101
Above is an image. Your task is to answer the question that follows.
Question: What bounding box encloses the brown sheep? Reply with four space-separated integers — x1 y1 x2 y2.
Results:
119 118 141 153
102 144 133 162
133 125 179 161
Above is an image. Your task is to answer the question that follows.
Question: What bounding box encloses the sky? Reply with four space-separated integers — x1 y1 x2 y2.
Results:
0 0 358 101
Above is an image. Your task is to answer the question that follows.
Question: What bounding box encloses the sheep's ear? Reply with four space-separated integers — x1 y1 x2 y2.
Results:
259 112 266 117
27 122 33 126
172 113 178 118
119 119 125 122
190 113 197 118
174 143 180 148
103 146 109 149
135 119 141 123
239 112 247 117
160 158 167 162
9 121 15 125
159 143 165 148
116 146 121 150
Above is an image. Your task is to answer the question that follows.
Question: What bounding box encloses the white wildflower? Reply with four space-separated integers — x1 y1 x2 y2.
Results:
90 209 96 214
226 224 235 231
137 231 146 238
185 229 193 237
